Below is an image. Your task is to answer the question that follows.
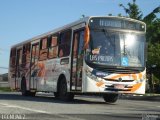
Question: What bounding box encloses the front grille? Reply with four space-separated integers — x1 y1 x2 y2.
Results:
105 85 133 91
86 61 145 74
104 78 134 82
96 67 143 74
105 88 131 91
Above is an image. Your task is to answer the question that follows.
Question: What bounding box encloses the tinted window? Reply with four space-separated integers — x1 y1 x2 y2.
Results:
48 34 58 58
59 30 71 57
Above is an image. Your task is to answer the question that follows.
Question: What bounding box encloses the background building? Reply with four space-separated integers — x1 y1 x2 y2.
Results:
0 73 8 81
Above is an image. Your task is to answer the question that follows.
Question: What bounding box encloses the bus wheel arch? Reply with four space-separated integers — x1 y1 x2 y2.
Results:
21 77 36 96
103 93 119 103
21 77 29 96
56 74 65 93
54 74 65 98
56 74 74 101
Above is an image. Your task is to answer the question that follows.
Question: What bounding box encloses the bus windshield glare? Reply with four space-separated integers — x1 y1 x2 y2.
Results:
85 29 145 67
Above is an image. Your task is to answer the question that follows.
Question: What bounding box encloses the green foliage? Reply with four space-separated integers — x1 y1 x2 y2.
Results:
0 87 11 92
147 42 160 84
117 13 122 17
143 6 160 24
108 13 112 16
143 6 160 43
145 18 160 43
147 43 160 68
119 1 160 86
119 0 143 20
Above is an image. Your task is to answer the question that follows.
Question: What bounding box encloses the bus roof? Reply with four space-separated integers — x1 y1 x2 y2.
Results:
11 16 145 48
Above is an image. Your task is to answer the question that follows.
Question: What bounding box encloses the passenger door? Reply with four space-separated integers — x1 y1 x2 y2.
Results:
15 48 22 89
70 29 84 91
30 43 39 90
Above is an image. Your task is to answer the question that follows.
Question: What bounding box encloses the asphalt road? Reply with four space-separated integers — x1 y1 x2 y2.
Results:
0 92 159 120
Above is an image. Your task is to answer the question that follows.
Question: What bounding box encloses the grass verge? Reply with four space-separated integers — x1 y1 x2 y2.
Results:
144 93 160 96
0 87 11 92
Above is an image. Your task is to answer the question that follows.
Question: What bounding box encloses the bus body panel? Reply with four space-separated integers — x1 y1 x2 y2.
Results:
28 57 71 92
8 16 146 97
82 63 146 94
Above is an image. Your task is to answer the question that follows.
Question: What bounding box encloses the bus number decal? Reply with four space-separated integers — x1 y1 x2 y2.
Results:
89 55 113 62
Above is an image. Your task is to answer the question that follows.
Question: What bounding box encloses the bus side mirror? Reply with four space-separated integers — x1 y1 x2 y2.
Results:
84 25 90 49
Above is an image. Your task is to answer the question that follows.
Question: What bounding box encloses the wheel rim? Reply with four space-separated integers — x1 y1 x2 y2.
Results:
60 79 67 98
21 81 26 93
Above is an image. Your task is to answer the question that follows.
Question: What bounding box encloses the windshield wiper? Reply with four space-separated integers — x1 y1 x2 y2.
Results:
123 38 127 56
102 29 114 47
102 29 116 56
119 34 127 56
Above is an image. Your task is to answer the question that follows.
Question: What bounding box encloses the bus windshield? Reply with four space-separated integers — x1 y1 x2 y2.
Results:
85 29 145 67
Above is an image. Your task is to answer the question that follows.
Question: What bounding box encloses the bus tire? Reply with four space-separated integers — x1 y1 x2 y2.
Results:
29 91 36 97
54 92 59 98
103 93 119 103
21 78 29 96
58 77 74 101
21 78 36 97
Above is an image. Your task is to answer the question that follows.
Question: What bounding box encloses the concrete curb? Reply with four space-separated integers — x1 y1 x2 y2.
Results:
120 94 160 101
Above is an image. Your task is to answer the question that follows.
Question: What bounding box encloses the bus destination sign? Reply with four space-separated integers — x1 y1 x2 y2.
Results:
89 17 145 31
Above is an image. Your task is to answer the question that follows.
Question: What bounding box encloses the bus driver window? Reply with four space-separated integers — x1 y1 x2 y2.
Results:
59 30 71 57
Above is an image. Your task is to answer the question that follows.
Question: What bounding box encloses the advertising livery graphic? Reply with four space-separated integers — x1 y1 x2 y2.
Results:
9 16 146 103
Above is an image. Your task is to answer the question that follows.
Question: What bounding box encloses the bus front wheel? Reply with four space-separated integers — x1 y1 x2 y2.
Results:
103 94 119 103
21 78 29 96
58 77 74 101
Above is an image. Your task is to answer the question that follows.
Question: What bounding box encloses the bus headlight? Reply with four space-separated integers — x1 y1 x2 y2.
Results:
89 74 99 82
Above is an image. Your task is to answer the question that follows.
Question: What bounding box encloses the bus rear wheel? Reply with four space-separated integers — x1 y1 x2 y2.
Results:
21 78 29 96
21 78 36 96
54 92 59 98
103 94 119 103
58 77 74 101
28 91 36 96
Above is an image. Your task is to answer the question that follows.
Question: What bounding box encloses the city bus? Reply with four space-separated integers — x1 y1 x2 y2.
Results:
9 16 146 103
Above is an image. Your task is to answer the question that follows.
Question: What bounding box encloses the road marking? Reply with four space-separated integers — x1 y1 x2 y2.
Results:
0 103 51 114
0 103 86 120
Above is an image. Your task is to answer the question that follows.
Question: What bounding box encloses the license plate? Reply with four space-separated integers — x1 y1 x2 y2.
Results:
114 84 125 89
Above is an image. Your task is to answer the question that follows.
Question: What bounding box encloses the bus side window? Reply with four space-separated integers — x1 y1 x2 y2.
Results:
32 44 39 63
73 33 78 58
26 44 31 63
39 37 48 60
9 48 16 78
48 34 58 59
22 45 26 65
59 30 71 57
17 49 22 66
10 48 16 67
22 43 30 66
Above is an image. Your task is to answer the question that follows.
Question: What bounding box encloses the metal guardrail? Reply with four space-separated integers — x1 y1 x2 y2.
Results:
0 82 9 87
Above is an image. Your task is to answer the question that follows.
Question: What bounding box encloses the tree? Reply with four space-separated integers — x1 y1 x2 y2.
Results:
145 9 160 92
144 6 160 75
143 6 160 43
119 0 143 20
119 0 160 92
147 43 160 69
143 6 160 24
